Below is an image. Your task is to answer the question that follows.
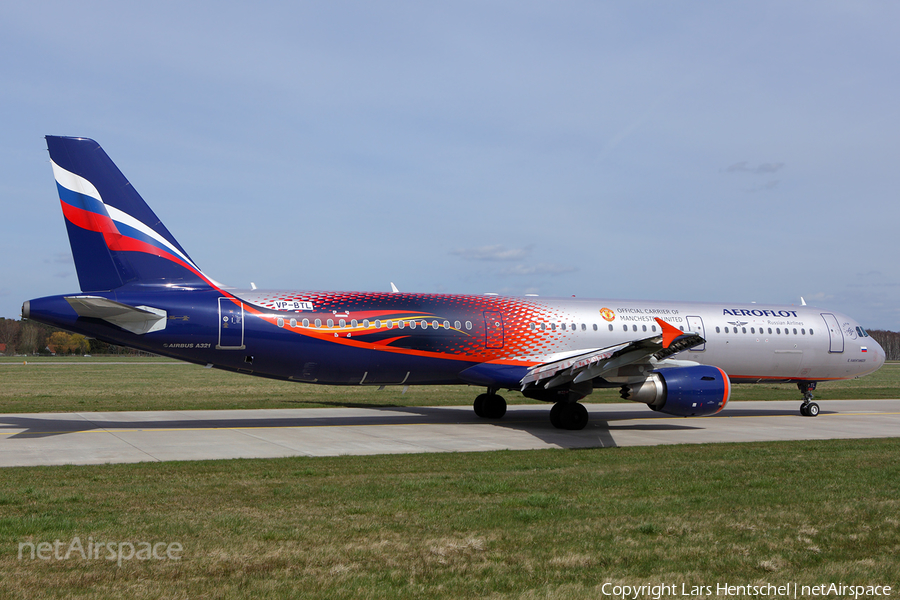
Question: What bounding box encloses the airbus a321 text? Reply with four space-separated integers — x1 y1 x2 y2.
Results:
23 137 886 430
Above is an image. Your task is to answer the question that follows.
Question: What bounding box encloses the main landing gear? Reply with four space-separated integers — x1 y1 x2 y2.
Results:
473 390 507 419
549 402 589 430
798 382 819 417
472 389 590 430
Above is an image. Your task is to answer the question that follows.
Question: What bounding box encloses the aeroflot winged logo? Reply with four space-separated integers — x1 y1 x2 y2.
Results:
723 308 799 318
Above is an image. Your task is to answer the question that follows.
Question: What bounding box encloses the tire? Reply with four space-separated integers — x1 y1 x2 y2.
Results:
474 394 488 418
549 403 563 429
560 403 589 430
807 402 819 417
483 394 507 419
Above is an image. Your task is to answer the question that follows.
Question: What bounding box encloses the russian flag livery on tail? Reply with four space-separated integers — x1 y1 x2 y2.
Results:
24 137 885 429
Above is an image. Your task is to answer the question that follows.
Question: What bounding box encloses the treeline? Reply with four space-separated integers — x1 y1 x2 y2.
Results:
0 317 152 356
867 330 900 362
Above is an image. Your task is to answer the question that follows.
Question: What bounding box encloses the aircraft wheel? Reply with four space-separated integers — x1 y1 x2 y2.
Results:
474 394 488 418
549 403 563 429
482 394 506 419
807 402 819 417
560 403 589 431
800 403 809 417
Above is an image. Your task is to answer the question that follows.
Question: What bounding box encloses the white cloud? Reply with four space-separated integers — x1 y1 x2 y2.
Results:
450 245 531 261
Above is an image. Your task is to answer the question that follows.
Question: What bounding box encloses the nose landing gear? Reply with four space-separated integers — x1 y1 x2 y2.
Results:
798 382 819 417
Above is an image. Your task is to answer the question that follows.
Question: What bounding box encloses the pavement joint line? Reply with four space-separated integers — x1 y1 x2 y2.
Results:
74 413 164 462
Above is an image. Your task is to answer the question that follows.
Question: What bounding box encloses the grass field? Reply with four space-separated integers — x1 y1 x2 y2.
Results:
0 356 897 414
0 439 897 598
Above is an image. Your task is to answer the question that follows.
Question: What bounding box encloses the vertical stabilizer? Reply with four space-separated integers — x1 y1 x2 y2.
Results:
46 136 210 291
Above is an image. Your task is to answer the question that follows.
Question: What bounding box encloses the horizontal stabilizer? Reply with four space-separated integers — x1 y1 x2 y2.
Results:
65 296 167 335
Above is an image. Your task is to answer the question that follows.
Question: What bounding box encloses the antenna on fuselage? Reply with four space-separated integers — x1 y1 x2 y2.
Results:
390 282 400 293
801 297 806 306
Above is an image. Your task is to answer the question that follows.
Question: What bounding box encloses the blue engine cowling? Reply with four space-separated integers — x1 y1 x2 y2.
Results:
619 365 730 416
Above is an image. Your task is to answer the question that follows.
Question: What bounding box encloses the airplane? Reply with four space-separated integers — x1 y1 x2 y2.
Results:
22 136 886 430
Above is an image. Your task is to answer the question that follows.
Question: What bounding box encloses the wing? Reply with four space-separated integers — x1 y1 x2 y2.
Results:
520 317 705 390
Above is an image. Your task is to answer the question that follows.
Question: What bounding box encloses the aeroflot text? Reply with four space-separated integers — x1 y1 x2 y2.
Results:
599 582 892 599
723 308 799 318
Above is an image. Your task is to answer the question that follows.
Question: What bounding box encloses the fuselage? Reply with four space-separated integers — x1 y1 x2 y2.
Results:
24 288 885 392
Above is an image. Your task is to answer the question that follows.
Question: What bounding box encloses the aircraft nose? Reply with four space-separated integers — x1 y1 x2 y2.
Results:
874 341 886 369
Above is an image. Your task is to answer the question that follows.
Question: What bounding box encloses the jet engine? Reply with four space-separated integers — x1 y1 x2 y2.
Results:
620 365 730 417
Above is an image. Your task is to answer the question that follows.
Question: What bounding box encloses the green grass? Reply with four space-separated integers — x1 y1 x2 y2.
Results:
0 356 897 414
0 439 897 598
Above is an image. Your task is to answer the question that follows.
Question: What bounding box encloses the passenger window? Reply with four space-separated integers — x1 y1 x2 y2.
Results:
768 328 772 334
571 323 576 331
582 324 587 331
351 319 358 328
409 321 416 329
315 319 322 328
432 320 439 329
465 321 472 330
593 324 598 331
443 320 450 329
750 327 755 334
608 324 613 331
776 328 780 334
302 318 309 328
540 323 546 331
290 318 297 328
716 327 720 333
793 328 798 335
561 323 566 331
651 325 657 332
642 325 647 332
725 327 729 333
387 320 394 329
363 319 370 328
623 325 628 332
632 325 637 332
742 327 746 334
809 329 814 335
530 323 536 331
339 319 346 328
420 320 428 329
801 329 806 335
327 319 334 327
455 321 461 329
277 318 284 327
399 321 405 329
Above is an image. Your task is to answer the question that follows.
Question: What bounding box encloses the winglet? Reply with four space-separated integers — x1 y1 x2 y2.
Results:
655 317 683 349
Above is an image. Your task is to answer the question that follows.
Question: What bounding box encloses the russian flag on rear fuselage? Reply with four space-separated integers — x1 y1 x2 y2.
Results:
46 136 210 292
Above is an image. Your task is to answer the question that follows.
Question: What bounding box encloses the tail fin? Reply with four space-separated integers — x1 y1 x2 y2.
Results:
46 136 210 291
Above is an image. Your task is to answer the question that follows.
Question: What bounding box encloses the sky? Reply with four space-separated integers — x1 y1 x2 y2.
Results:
2 2 899 329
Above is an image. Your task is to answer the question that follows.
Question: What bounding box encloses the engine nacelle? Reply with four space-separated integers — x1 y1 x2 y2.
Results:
620 365 730 417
